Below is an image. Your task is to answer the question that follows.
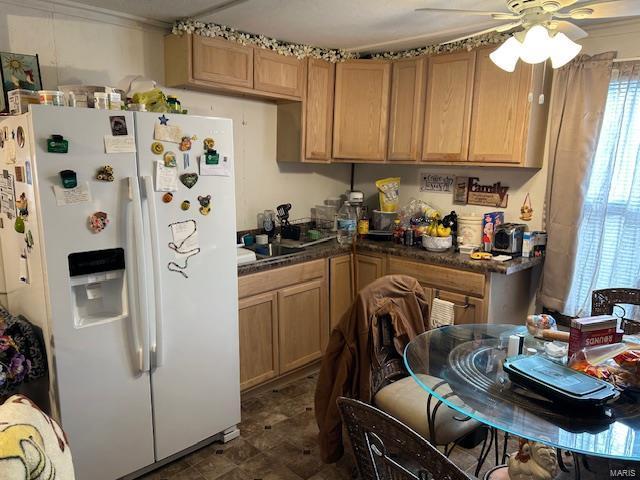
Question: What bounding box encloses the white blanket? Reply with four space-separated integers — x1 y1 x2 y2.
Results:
0 395 75 479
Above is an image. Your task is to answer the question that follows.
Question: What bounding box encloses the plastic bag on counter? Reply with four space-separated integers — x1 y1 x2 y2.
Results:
569 343 640 391
397 198 439 228
376 177 401 213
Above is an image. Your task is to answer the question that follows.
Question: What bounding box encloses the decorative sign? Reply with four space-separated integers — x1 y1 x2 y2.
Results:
419 172 454 193
466 177 509 208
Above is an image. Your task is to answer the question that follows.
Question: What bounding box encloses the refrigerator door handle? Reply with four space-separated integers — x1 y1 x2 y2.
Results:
142 175 164 369
127 176 151 373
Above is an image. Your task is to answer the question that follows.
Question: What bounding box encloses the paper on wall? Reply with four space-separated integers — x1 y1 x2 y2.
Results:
155 161 178 192
53 182 91 206
154 123 183 143
104 135 137 153
199 155 231 177
170 221 199 259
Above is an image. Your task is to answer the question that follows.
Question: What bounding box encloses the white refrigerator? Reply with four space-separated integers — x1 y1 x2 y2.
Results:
0 105 241 480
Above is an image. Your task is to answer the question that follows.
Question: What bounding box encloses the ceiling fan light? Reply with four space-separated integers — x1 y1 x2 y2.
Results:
519 25 552 64
549 32 583 68
490 37 522 72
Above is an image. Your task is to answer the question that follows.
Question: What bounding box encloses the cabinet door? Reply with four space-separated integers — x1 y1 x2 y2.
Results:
333 60 391 161
432 289 486 325
388 57 426 161
422 51 475 162
356 254 385 293
305 59 335 161
468 48 532 163
254 48 305 98
192 36 253 88
329 255 354 329
238 292 278 391
278 279 327 373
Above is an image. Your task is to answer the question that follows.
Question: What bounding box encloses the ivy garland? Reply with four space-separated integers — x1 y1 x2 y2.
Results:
172 19 509 63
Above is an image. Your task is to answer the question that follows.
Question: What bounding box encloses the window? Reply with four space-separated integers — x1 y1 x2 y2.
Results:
565 62 640 317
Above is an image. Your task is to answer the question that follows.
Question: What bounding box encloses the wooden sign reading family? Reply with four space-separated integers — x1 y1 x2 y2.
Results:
454 176 509 208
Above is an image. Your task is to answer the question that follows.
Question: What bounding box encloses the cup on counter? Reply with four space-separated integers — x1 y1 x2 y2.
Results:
256 234 269 245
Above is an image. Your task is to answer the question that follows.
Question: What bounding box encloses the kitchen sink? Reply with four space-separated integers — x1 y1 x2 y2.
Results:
245 243 305 259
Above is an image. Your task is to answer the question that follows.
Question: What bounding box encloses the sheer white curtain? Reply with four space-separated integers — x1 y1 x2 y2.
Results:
564 61 640 317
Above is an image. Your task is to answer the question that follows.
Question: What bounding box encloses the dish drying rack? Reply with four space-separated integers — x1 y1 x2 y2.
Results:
278 217 336 247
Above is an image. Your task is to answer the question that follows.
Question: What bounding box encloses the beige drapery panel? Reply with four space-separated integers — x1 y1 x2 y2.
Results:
540 52 616 313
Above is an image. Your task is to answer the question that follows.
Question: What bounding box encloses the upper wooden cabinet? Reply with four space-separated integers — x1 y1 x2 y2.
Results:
165 34 304 101
388 57 427 162
468 48 533 164
422 51 475 162
254 48 306 98
191 35 254 88
305 59 335 161
333 60 391 161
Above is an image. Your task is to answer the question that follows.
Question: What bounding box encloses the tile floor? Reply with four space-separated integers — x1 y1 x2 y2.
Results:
140 372 515 480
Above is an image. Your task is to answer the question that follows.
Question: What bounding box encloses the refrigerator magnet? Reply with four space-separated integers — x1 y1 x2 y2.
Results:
179 136 192 151
162 192 173 203
180 200 190 211
89 211 109 233
16 193 28 218
197 195 211 215
203 138 215 151
163 151 177 168
96 165 114 182
59 170 77 189
14 216 25 234
151 142 164 155
179 173 198 189
183 153 190 169
109 115 128 136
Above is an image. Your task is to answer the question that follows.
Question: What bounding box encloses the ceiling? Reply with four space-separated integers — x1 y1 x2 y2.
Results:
64 0 629 52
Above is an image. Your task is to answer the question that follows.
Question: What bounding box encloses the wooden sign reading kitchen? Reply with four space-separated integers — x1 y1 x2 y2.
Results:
454 176 509 208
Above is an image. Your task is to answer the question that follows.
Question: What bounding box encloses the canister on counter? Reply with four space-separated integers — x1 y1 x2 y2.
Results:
38 90 65 106
8 89 40 114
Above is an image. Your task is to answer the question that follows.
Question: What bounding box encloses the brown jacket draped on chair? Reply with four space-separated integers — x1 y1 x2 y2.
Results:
315 275 429 463
541 52 615 312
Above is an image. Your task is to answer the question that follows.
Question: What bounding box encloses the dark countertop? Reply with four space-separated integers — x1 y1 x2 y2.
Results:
237 239 543 277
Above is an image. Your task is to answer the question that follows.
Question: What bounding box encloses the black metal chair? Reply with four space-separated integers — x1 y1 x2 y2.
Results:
337 396 475 480
592 288 640 334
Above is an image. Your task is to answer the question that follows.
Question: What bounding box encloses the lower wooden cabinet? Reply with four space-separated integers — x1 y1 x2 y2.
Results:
432 289 486 325
238 259 327 391
356 254 385 292
238 292 278 390
278 279 327 373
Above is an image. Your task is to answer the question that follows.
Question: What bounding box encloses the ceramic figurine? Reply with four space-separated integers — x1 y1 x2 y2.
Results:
508 439 558 480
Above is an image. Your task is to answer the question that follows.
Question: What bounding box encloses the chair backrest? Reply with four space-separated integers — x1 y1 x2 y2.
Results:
592 288 640 334
337 397 473 480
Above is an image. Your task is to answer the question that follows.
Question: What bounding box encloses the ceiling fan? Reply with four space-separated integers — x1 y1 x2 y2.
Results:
416 0 640 71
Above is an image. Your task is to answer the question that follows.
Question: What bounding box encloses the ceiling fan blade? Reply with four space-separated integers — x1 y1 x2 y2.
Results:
441 22 522 45
550 20 589 40
566 0 640 19
415 7 519 19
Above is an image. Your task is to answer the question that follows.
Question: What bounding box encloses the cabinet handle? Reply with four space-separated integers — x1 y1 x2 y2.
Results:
434 290 470 309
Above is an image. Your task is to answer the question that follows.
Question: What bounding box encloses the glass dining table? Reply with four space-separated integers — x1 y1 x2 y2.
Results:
403 324 640 465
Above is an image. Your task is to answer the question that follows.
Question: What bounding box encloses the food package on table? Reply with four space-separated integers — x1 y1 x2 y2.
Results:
569 343 640 391
376 177 400 213
526 314 558 337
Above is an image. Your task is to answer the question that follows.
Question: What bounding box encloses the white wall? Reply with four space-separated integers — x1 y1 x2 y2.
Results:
0 0 351 230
